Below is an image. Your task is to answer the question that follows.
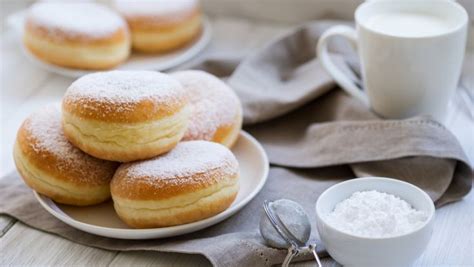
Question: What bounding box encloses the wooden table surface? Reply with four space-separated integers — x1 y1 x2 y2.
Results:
1 2 473 266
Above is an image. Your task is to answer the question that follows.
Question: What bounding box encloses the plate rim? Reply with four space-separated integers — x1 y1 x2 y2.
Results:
34 131 269 239
20 17 213 78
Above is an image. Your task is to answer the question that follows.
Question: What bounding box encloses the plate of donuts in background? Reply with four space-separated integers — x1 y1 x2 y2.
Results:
13 70 269 239
8 0 212 78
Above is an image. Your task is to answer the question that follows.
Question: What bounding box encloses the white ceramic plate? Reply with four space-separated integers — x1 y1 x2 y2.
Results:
9 11 212 78
34 131 269 239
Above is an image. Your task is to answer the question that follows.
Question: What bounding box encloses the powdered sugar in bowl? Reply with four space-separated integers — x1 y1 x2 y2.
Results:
315 177 435 267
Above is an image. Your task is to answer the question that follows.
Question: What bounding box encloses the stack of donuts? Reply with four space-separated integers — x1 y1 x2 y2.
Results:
23 0 203 70
14 70 243 228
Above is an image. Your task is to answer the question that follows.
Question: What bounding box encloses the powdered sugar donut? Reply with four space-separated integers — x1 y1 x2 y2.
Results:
172 70 242 147
111 141 239 228
24 2 130 70
62 70 189 162
113 0 202 53
13 104 119 206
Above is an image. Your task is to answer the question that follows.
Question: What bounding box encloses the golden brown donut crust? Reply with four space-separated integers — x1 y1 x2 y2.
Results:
62 96 186 124
112 166 239 201
130 13 202 53
172 70 243 148
120 5 202 53
23 28 130 70
25 20 129 45
115 190 238 228
61 118 183 163
110 141 240 228
14 105 119 205
210 117 242 147
16 113 118 187
62 71 188 123
14 147 113 206
61 71 190 162
23 34 129 70
23 3 131 70
126 7 201 31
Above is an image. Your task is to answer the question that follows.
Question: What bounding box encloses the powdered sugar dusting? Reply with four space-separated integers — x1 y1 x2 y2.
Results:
125 141 238 180
27 2 126 39
22 104 117 184
64 71 185 116
325 190 429 238
172 70 241 141
114 0 198 19
25 104 76 156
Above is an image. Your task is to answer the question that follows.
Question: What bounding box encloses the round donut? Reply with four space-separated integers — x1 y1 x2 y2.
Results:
13 104 119 206
111 141 239 228
172 70 242 148
62 70 189 162
113 0 202 53
24 2 130 70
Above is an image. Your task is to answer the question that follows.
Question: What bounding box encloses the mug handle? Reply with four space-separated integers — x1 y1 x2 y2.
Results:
316 25 369 106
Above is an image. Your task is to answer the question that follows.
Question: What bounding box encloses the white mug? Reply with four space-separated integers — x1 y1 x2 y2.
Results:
317 0 468 122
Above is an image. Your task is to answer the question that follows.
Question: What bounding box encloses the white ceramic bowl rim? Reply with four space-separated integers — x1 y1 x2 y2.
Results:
315 177 435 240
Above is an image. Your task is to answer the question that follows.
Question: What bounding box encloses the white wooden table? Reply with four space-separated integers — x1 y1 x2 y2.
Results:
1 1 473 266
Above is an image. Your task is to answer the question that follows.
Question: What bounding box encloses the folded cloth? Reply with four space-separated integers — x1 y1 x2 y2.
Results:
0 21 472 267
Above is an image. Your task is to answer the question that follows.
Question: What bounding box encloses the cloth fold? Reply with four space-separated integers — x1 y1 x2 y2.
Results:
0 21 472 267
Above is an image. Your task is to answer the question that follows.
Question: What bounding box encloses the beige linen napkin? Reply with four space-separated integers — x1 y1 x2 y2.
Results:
0 21 472 267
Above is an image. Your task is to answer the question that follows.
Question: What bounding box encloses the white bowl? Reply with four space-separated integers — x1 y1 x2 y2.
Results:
315 177 435 267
